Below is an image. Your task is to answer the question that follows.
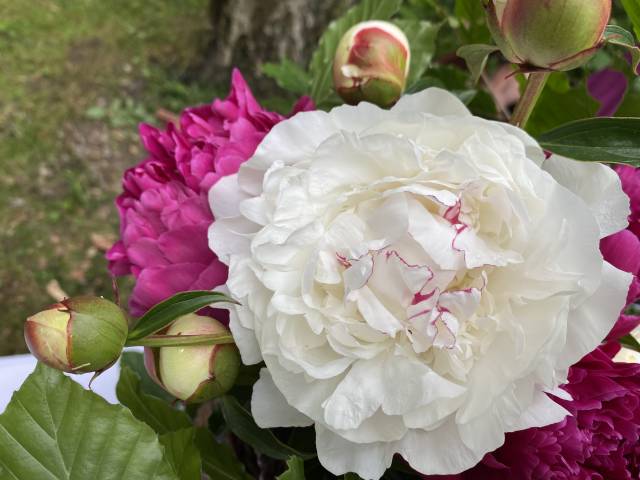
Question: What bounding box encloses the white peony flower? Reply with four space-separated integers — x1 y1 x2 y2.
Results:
209 88 631 479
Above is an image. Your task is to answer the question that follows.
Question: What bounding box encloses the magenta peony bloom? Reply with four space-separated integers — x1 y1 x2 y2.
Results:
587 69 628 117
425 347 640 480
108 69 313 316
602 165 640 339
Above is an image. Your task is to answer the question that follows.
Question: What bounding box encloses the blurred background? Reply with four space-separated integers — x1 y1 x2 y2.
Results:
0 0 354 355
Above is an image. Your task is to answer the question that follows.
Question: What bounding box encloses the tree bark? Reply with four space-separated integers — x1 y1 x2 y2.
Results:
206 0 356 95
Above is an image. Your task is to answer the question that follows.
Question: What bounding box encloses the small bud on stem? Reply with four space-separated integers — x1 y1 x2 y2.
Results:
333 20 410 108
144 314 240 403
24 296 128 373
485 0 611 71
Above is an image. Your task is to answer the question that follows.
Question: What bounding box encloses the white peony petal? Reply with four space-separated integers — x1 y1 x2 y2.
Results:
251 369 313 428
264 354 343 420
323 355 465 432
322 357 385 430
543 155 630 238
505 390 569 432
245 110 336 182
400 420 482 475
208 217 259 265
334 409 407 444
490 120 546 166
559 261 632 368
457 409 505 455
393 88 471 117
208 173 247 219
315 424 395 480
229 307 262 365
328 101 389 133
406 197 462 270
350 286 404 336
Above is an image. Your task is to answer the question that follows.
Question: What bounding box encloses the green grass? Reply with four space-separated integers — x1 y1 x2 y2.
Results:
0 0 222 354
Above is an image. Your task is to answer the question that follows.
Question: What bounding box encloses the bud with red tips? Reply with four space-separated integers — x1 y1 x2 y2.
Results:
24 296 128 373
485 0 611 71
144 313 240 403
333 20 410 108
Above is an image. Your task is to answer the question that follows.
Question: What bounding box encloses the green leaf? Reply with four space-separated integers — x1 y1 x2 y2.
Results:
603 25 640 75
277 456 305 480
127 290 237 341
221 396 314 461
262 59 311 96
537 117 640 165
116 365 191 434
128 333 234 348
394 20 441 88
620 333 640 353
456 44 499 84
159 429 201 480
620 0 640 44
617 89 640 117
194 428 252 480
454 0 491 43
308 0 403 107
0 363 177 480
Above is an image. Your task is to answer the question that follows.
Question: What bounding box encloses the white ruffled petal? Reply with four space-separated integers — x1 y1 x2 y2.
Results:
543 155 630 238
208 217 258 265
506 390 569 432
399 420 481 475
560 261 632 368
251 369 313 428
229 307 262 365
393 87 471 117
322 357 385 431
315 424 395 480
208 173 247 219
243 110 337 188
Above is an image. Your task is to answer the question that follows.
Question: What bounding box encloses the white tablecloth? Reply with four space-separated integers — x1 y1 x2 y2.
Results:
0 349 142 414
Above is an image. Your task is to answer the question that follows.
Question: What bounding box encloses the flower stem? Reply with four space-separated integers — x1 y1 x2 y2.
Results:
125 333 235 348
510 72 550 129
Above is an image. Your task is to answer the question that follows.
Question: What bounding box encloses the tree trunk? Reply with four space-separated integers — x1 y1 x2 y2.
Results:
206 0 356 95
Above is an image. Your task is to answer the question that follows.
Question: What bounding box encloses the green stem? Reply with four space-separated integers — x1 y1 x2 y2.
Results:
125 333 235 348
510 72 550 129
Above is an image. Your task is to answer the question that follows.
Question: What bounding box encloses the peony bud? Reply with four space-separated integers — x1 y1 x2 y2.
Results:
485 0 611 71
333 20 410 108
145 313 240 403
24 296 128 373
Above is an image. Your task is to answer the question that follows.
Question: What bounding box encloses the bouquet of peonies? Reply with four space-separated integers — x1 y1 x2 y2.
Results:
7 1 640 479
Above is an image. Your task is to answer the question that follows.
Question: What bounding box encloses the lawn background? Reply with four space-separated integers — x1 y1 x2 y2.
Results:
1 0 248 354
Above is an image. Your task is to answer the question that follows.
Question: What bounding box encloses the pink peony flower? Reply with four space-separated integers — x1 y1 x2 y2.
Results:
586 69 628 117
108 69 313 316
602 165 640 340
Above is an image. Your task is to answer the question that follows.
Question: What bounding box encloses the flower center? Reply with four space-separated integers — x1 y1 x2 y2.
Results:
339 237 485 354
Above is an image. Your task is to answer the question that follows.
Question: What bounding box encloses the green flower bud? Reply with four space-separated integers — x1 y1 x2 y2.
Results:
485 0 611 71
333 20 410 108
145 314 240 403
24 296 128 373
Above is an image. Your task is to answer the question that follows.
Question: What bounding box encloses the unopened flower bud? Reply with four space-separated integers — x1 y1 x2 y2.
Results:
145 314 240 403
24 296 128 373
485 0 611 71
333 20 410 108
